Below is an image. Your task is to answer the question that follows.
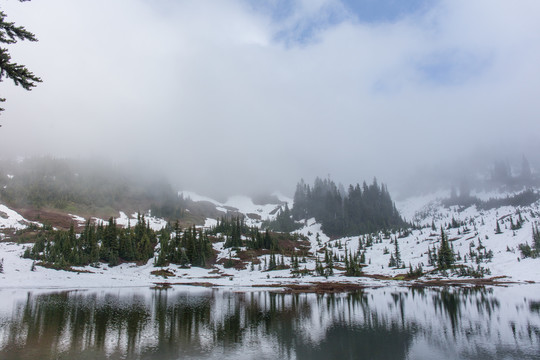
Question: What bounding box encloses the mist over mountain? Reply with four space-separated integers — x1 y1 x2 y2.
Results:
1 0 539 199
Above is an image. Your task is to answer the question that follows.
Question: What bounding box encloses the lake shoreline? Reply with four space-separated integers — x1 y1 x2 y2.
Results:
152 276 523 293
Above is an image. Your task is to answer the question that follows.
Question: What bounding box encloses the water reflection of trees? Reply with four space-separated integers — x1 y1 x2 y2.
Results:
1 291 151 359
0 286 538 359
431 287 499 335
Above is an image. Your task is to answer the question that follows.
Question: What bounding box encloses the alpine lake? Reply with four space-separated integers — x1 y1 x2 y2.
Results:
0 284 539 360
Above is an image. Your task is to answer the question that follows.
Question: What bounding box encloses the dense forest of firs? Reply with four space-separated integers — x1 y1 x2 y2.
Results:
291 177 406 237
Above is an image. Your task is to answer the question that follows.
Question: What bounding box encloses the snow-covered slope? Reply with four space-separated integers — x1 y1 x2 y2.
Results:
1 188 540 289
181 190 293 227
0 205 34 230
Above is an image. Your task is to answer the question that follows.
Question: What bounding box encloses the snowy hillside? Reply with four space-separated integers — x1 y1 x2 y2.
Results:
1 188 540 289
180 190 293 226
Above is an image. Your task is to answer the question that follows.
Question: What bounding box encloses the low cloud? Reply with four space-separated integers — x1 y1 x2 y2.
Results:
1 0 539 198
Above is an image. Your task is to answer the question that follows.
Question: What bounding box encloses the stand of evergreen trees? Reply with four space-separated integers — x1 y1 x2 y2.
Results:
23 215 214 269
519 224 540 258
262 204 302 233
292 177 406 237
210 216 278 250
344 248 362 276
155 222 213 268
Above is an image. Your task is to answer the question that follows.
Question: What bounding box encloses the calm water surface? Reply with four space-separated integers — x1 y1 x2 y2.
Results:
0 285 539 359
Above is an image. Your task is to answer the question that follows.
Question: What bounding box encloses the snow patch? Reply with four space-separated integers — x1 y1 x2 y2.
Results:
69 214 86 224
179 191 221 206
204 218 218 228
115 211 167 231
0 204 32 230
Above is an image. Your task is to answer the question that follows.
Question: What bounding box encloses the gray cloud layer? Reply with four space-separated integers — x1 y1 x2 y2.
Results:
1 0 539 197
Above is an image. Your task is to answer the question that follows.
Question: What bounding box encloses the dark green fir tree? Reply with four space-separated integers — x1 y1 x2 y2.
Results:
437 227 454 270
0 1 42 115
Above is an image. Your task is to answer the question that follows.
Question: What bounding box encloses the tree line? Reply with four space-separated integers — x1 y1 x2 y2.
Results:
209 216 278 250
292 177 406 237
23 215 214 269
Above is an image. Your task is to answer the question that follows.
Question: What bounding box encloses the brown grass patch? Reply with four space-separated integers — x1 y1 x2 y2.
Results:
217 257 246 270
272 233 311 254
237 249 265 264
16 208 78 230
151 269 176 278
36 262 94 273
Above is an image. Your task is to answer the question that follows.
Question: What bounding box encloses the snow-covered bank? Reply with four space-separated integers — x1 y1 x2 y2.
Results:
0 241 392 290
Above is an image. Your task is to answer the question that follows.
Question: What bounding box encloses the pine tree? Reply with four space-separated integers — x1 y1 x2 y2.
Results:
291 254 299 272
394 236 401 268
345 250 362 276
437 227 454 269
388 253 396 268
0 1 42 114
315 256 325 277
324 250 334 277
268 252 277 271
179 249 190 268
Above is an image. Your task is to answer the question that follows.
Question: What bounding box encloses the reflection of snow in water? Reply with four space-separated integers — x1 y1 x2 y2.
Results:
0 285 538 359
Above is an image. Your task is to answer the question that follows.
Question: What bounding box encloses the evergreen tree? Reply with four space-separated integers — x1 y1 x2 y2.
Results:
324 249 334 277
394 236 401 268
437 227 454 269
388 253 396 268
315 256 325 277
0 0 42 115
291 179 309 220
291 253 299 272
179 249 190 268
268 252 277 271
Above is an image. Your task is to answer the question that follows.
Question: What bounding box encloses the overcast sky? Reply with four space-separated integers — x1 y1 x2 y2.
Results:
1 0 539 197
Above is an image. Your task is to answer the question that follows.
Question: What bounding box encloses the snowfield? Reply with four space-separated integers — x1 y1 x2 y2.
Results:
1 189 540 290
